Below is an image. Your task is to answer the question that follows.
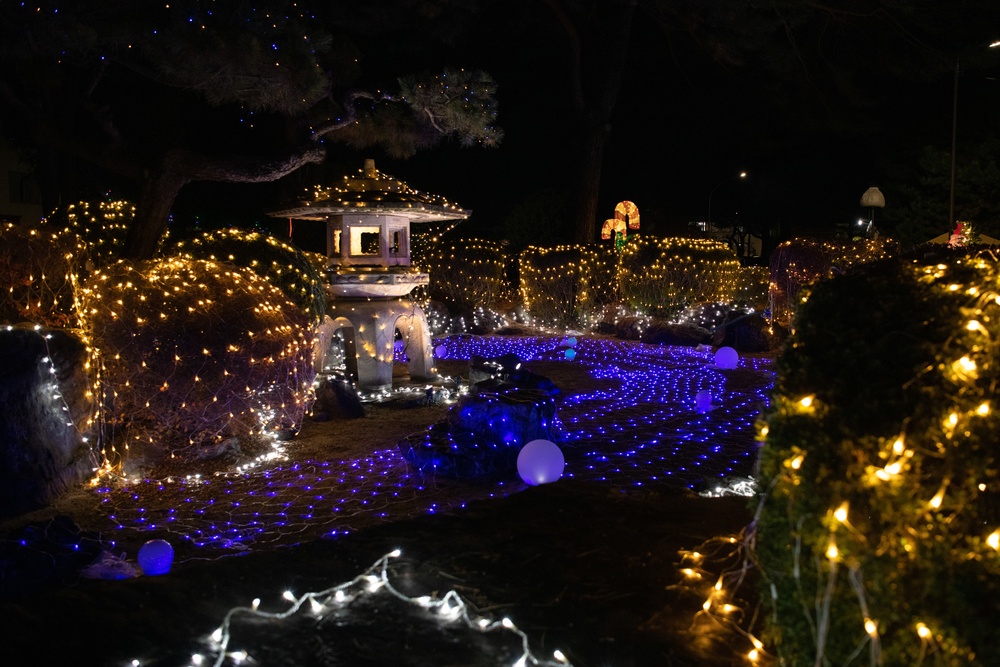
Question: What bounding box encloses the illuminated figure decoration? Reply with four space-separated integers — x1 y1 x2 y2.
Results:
600 200 640 250
270 160 469 391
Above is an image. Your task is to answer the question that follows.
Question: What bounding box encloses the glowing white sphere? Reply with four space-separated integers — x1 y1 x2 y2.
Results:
714 346 739 370
695 390 713 411
564 348 577 361
138 539 174 576
517 439 565 486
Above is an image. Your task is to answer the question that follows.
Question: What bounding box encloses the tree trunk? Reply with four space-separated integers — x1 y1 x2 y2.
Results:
122 163 189 261
572 118 612 244
120 146 326 261
554 0 636 245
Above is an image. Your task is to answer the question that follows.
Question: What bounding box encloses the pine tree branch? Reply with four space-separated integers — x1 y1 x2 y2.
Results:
310 90 394 141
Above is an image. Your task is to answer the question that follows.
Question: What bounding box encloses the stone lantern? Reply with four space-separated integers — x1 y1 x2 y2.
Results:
270 159 469 391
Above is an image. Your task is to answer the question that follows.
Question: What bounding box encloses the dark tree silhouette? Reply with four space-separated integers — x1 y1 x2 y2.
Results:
0 1 501 259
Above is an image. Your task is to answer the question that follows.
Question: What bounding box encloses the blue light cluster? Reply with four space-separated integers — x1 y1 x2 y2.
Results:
96 336 773 561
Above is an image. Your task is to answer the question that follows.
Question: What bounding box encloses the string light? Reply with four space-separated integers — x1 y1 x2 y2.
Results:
188 550 569 667
755 253 1000 665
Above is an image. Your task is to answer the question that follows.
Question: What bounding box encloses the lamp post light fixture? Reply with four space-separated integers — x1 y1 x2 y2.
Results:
707 171 747 233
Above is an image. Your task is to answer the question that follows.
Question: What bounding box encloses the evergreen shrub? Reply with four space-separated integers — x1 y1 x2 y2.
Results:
0 223 84 328
42 200 136 270
756 255 1000 665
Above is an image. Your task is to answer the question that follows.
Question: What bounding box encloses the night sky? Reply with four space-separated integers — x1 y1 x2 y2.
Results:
190 1 998 252
7 2 999 249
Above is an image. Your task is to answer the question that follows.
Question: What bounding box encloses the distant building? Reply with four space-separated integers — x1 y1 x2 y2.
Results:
0 140 42 224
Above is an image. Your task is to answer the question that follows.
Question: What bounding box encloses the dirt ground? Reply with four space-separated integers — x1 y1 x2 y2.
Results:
0 342 769 667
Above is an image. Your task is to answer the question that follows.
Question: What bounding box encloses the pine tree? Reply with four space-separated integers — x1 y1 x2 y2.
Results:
0 1 501 259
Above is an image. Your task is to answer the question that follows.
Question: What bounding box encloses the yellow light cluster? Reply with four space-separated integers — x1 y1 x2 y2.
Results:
417 238 512 314
303 163 465 215
0 222 85 328
171 227 325 323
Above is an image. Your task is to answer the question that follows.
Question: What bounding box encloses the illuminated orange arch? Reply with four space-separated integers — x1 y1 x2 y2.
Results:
601 201 640 240
615 200 640 230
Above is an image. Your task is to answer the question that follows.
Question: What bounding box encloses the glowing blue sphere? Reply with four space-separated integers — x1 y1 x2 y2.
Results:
434 344 447 358
517 439 565 486
563 336 578 348
714 346 739 370
695 390 713 411
138 539 174 576
564 348 577 361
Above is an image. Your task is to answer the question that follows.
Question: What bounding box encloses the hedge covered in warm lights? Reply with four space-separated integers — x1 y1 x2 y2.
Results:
0 222 85 328
768 238 895 328
519 244 617 328
80 257 314 466
755 255 1000 665
169 228 327 323
618 237 741 318
42 200 137 270
416 237 511 315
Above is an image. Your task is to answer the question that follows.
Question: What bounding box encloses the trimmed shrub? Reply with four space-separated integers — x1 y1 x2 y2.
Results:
618 236 741 319
417 238 511 317
41 200 136 270
735 264 770 311
169 228 327 324
755 255 1000 665
519 244 616 328
768 238 895 327
80 257 314 466
0 223 85 328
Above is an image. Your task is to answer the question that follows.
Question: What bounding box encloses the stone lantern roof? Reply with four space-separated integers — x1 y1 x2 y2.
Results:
269 159 470 223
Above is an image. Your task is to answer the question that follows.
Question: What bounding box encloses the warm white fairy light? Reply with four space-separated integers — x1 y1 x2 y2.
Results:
191 550 570 667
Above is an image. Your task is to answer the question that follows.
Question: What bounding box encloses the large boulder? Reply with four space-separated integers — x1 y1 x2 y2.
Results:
711 311 774 352
0 326 96 516
468 354 561 397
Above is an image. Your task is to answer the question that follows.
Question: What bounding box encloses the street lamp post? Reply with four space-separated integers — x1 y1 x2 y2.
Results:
708 172 747 234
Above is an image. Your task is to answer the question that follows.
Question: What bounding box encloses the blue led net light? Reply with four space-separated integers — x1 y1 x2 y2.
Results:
96 336 774 559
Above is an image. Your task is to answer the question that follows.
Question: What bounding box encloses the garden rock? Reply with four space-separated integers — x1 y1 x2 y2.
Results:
711 311 773 352
0 326 95 516
469 354 561 397
310 373 365 421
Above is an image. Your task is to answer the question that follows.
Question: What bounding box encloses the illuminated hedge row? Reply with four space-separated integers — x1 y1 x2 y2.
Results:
518 244 617 328
768 238 895 327
618 237 742 319
756 255 1000 665
416 237 512 316
80 258 314 464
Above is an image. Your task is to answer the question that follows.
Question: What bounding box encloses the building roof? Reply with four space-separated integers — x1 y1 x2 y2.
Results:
268 159 470 223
